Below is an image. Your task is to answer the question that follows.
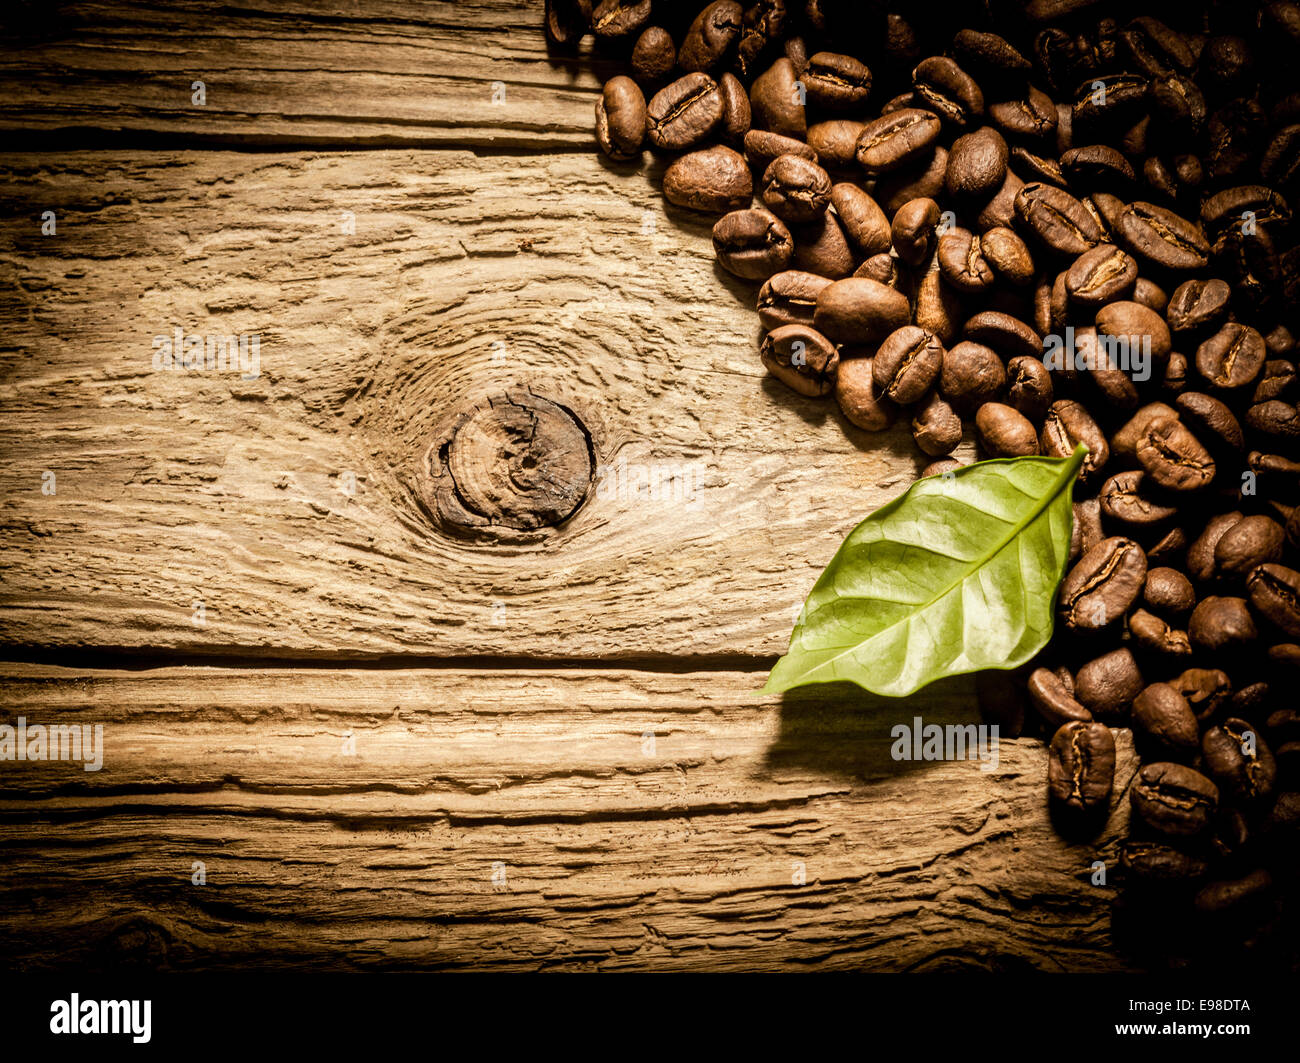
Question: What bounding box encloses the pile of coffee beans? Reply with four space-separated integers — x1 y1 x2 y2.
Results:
550 0 1300 965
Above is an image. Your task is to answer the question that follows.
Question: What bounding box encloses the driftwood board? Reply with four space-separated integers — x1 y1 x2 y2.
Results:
0 0 1135 971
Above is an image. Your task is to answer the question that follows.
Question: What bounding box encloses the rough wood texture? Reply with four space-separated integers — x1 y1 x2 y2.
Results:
0 664 1140 971
0 149 968 659
0 0 607 149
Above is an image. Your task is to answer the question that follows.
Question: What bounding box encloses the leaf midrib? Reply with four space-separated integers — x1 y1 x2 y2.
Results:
792 448 1084 679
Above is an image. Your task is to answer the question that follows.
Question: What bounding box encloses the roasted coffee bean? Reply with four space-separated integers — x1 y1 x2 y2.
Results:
854 253 904 288
1196 323 1267 391
1075 647 1143 720
1133 682 1200 756
596 77 647 160
891 197 940 267
630 25 676 83
760 154 831 223
1059 537 1147 631
1048 721 1115 813
1203 718 1277 803
1194 870 1273 916
805 120 864 169
647 73 725 150
1072 73 1149 134
1246 400 1300 440
989 86 1058 140
813 278 911 346
663 145 752 213
913 56 984 127
1095 300 1172 361
911 392 962 457
856 109 943 174
835 356 895 432
1201 185 1292 241
743 129 816 175
1147 526 1189 567
913 255 963 345
872 326 943 405
1188 512 1244 583
1065 244 1137 307
1161 351 1188 396
1120 841 1208 884
939 341 1006 413
1072 498 1105 562
1113 403 1178 459
1061 145 1135 191
1015 183 1103 255
759 324 838 398
1173 668 1234 724
976 402 1038 458
1262 124 1300 189
717 72 751 145
1028 667 1091 729
945 127 1008 200
952 29 1030 90
1247 563 1300 638
1143 568 1196 618
544 0 591 48
922 458 963 478
877 146 950 213
1121 17 1196 79
962 312 1042 361
1254 359 1298 404
1117 201 1210 271
803 51 872 111
678 2 743 73
1132 762 1219 837
1167 279 1231 334
1135 418 1215 493
830 184 891 256
1006 355 1053 422
757 270 831 331
712 208 793 280
750 57 806 139
1041 400 1109 483
1173 392 1243 457
1100 471 1178 527
1189 596 1258 654
1013 146 1066 188
981 227 1035 285
938 228 994 292
591 0 650 39
791 211 855 279
1214 516 1285 577
1133 277 1169 315
1130 608 1193 656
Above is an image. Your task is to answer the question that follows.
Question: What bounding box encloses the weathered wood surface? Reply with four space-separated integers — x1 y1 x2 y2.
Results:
0 149 971 659
0 0 607 149
0 664 1140 971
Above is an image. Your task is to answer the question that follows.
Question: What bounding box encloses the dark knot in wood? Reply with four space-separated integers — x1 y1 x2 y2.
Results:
424 389 594 535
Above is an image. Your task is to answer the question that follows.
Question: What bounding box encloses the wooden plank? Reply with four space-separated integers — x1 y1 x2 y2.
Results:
0 0 607 149
0 664 1140 971
0 149 965 658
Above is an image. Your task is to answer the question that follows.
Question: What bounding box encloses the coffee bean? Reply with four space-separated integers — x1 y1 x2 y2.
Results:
544 0 591 48
1048 721 1115 813
1061 145 1136 191
913 56 984 127
1133 682 1200 756
913 256 963 345
1167 278 1232 333
963 312 1041 361
712 207 793 280
1129 608 1193 656
1214 516 1285 577
1095 300 1172 361
1189 596 1258 653
1005 355 1054 422
803 51 872 111
891 197 940 267
1193 869 1273 916
1100 470 1178 527
1246 400 1300 440
1196 323 1266 391
1132 762 1219 836
1253 359 1297 404
952 28 1030 91
1146 525 1189 567
945 127 1008 200
980 227 1035 285
757 270 830 330
872 326 943 405
1247 563 1300 638
938 227 995 292
939 341 1006 413
647 73 725 150
1028 667 1091 728
596 77 647 160
759 324 837 398
591 0 650 39
1117 201 1211 271
1143 567 1196 618
1173 668 1234 723
1041 400 1109 483
922 458 964 478
663 145 752 213
976 402 1038 457
631 26 676 83
854 252 905 287
1059 536 1147 631
1200 184 1292 240
1188 512 1244 583
1203 718 1277 803
805 119 864 169
856 109 943 174
717 72 751 146
1120 840 1208 884
989 86 1058 140
744 129 816 175
1065 244 1137 307
1071 498 1105 563
750 57 806 139
911 392 962 457
1135 418 1215 492
835 356 895 432
678 2 743 74
760 154 831 223
1014 183 1103 255
1074 647 1143 720
813 278 911 346
876 146 950 213
1173 392 1243 457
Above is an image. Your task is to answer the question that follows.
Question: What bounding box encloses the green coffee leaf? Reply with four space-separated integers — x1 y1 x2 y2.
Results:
763 445 1086 698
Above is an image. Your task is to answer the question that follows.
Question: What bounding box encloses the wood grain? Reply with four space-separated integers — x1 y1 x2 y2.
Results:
0 0 608 149
0 149 970 659
0 663 1140 972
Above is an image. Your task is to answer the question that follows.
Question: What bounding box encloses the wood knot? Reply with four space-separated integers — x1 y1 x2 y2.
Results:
424 389 595 536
